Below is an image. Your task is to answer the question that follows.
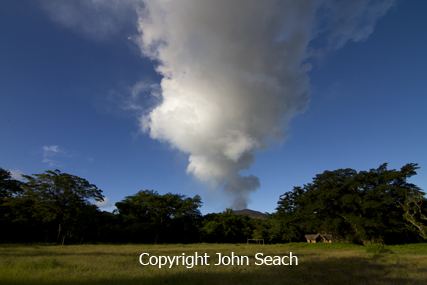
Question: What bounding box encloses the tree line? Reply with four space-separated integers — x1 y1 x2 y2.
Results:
1 163 426 245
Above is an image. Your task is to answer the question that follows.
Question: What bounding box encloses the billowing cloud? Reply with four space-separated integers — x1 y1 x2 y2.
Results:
39 0 395 209
136 0 395 209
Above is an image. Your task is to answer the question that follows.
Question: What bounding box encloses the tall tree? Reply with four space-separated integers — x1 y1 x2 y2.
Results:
115 190 202 243
22 169 104 244
272 186 307 242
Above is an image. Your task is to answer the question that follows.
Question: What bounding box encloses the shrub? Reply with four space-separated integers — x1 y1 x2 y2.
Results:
365 244 394 254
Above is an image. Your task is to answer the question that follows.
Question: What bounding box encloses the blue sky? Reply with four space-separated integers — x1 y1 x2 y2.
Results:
1 0 426 215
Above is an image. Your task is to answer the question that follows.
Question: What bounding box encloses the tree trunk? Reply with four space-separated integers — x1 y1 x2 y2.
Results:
57 224 61 244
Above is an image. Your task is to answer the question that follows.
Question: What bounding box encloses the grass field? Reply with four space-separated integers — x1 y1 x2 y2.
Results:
1 243 427 284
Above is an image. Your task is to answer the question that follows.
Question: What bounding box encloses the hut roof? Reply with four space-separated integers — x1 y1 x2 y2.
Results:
305 234 333 240
305 234 320 240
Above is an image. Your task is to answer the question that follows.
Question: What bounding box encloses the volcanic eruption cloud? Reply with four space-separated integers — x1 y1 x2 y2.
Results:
135 0 395 209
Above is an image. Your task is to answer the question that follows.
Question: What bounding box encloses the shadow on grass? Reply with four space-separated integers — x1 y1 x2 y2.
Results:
0 250 138 257
2 255 425 285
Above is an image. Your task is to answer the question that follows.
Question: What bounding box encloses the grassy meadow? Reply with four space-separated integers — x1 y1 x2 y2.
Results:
1 243 427 284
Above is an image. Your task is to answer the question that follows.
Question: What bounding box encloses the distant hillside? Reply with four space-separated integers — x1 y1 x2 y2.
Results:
232 209 268 220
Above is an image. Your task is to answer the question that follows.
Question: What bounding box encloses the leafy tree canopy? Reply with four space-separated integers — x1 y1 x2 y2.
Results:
201 209 253 243
21 169 104 244
22 169 104 213
274 163 426 244
115 190 202 243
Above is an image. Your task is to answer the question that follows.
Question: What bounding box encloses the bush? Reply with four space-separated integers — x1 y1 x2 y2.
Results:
365 244 394 254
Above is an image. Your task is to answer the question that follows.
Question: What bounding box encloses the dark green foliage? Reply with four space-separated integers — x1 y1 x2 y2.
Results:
0 168 23 198
249 216 270 240
95 211 123 243
269 186 307 242
0 168 32 242
2 163 426 245
115 190 203 243
0 169 104 244
201 209 252 243
0 168 46 243
272 163 426 245
20 169 104 244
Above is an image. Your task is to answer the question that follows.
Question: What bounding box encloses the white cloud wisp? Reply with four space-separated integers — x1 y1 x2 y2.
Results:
42 145 70 167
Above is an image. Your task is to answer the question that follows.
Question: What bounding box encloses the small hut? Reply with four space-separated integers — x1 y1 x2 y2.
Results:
305 233 333 243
